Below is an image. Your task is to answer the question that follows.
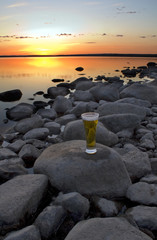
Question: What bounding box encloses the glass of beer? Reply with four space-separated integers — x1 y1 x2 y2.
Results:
81 112 99 154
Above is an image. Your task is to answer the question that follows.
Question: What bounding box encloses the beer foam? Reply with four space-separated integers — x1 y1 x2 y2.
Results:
81 112 99 121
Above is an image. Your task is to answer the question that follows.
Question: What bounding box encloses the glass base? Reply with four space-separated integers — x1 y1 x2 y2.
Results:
85 148 97 154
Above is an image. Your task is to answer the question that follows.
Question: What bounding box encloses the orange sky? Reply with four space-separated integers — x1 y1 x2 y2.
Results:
0 0 157 55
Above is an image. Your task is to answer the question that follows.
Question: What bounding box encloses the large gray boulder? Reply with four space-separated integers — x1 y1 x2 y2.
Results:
65 217 152 240
97 102 147 120
116 144 151 182
89 85 119 102
53 95 72 114
126 205 157 231
37 108 57 120
63 120 118 147
3 225 41 240
115 97 151 108
34 140 131 199
6 103 35 121
73 90 95 102
120 82 157 104
47 86 69 98
14 115 44 134
0 174 48 234
23 128 49 140
99 114 140 133
0 148 17 160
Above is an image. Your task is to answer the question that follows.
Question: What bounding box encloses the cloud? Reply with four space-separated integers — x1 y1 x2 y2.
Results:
57 33 72 37
7 2 28 8
85 42 96 44
140 36 146 38
116 34 124 37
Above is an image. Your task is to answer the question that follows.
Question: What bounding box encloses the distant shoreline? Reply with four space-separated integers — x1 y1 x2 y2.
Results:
0 53 157 58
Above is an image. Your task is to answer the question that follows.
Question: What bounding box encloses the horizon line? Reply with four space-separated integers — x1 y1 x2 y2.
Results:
0 53 157 58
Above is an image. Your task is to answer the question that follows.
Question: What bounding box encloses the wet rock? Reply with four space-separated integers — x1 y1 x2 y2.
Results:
44 122 61 135
53 96 72 114
33 101 48 109
75 67 84 72
89 85 119 102
99 113 140 133
63 120 118 147
34 91 44 95
14 115 44 134
65 217 152 240
54 192 90 220
52 78 64 82
6 103 35 121
0 148 17 160
3 225 41 240
34 140 131 199
23 128 49 140
0 89 22 102
34 205 66 239
97 102 146 120
147 62 157 67
126 205 157 232
126 182 157 205
47 87 69 98
121 68 138 77
37 108 57 120
0 174 48 235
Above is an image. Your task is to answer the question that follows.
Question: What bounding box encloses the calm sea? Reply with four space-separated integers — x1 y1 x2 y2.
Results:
0 56 157 133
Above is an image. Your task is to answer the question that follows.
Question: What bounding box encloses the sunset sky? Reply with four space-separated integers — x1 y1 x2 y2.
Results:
0 0 157 55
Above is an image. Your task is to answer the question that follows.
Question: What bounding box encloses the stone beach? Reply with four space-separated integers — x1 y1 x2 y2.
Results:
0 62 157 239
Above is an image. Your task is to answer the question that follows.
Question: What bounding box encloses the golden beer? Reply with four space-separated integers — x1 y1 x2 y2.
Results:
81 112 99 154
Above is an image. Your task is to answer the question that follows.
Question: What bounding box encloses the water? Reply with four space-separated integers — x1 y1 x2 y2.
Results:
0 56 157 133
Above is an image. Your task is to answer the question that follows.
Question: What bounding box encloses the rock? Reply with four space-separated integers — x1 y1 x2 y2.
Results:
52 78 64 82
54 192 90 220
126 205 157 231
147 62 157 67
44 122 61 135
3 225 41 240
47 87 69 98
65 217 152 240
76 81 94 91
0 148 17 160
97 102 146 120
63 120 118 147
116 144 151 182
140 139 155 150
68 102 88 117
7 140 25 153
75 67 84 71
53 96 72 114
34 91 44 95
34 140 131 199
116 97 151 108
0 174 48 235
121 68 138 77
33 101 48 109
34 205 66 239
70 77 92 89
140 174 157 184
120 82 157 104
92 197 123 217
89 85 119 102
25 139 46 149
126 182 157 205
2 133 19 142
14 115 44 134
23 128 49 140
37 108 57 120
55 114 77 125
19 144 41 167
99 113 140 133
150 158 157 175
0 158 27 183
73 90 94 102
86 101 99 112
6 103 35 121
0 89 22 102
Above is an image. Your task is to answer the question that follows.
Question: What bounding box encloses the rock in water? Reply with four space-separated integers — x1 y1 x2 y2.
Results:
6 103 35 121
0 89 22 102
34 140 131 199
64 217 152 240
75 67 84 72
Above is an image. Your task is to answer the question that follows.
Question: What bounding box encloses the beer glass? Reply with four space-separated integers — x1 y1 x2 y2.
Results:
81 112 99 154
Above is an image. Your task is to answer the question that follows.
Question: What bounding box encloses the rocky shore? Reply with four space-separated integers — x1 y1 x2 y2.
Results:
0 61 157 240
